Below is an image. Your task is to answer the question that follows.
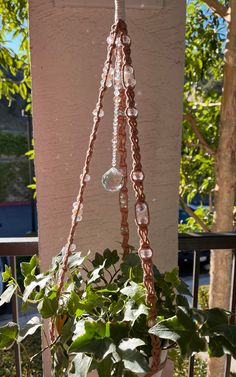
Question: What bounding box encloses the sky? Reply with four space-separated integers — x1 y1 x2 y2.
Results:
5 32 22 53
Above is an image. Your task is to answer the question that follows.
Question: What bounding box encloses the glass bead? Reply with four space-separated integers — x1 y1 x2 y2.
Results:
122 35 131 45
113 80 122 89
124 77 136 88
92 108 104 117
139 248 153 259
102 167 124 192
69 244 76 252
114 71 121 79
118 110 125 116
114 97 121 104
120 193 127 208
135 202 149 225
73 202 79 208
115 38 122 47
127 108 138 117
106 80 113 88
121 226 129 234
80 174 91 182
76 215 83 222
107 35 113 45
124 65 134 75
99 109 104 117
132 171 144 181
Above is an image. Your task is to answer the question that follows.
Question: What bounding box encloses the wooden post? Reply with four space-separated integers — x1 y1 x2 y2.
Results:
28 1 186 375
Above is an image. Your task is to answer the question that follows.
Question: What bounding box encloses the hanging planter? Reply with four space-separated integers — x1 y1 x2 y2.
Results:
2 1 236 377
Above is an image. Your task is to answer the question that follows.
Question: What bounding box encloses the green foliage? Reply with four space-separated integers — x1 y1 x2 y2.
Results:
0 247 192 376
179 206 213 232
150 306 236 359
171 348 207 377
0 328 42 376
0 0 31 107
1 247 236 376
0 133 28 155
0 160 30 201
180 1 227 229
198 285 209 310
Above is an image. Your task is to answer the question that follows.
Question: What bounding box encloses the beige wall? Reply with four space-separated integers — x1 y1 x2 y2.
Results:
29 0 185 273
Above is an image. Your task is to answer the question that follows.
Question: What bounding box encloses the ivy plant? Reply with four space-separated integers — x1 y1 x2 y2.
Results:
0 248 236 376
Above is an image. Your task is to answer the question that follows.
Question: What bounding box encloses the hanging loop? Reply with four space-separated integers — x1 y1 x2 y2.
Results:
115 0 126 22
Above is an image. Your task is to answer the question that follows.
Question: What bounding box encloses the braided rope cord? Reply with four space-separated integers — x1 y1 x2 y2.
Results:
118 88 130 257
115 0 125 22
53 15 162 375
50 23 120 341
119 20 162 375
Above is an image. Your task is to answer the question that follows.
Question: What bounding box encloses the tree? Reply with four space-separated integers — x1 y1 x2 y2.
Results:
181 1 235 376
0 0 31 107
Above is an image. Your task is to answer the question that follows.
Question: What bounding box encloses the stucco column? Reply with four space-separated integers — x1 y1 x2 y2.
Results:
29 0 185 374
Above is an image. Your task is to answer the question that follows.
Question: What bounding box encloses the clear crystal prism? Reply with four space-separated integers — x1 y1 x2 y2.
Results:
102 167 124 192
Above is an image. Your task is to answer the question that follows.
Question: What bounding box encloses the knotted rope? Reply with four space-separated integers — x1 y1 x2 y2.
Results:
52 3 164 375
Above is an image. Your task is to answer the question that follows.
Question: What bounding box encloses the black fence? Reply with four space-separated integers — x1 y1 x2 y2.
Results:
1 233 236 377
179 232 236 377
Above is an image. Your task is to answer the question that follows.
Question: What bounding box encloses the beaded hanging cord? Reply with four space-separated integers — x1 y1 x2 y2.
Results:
55 1 163 375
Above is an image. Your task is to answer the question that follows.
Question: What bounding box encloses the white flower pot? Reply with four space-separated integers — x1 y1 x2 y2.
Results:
88 350 168 377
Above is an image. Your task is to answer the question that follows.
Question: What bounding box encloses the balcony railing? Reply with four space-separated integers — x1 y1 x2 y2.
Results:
1 233 236 377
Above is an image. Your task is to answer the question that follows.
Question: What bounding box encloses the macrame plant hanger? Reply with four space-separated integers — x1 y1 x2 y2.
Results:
54 1 164 375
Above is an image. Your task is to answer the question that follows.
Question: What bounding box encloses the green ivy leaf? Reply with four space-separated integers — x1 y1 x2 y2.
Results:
0 284 16 306
176 294 189 307
118 343 150 374
23 274 51 301
123 300 149 325
52 343 69 377
150 307 207 357
67 252 86 270
67 291 81 317
88 260 106 284
37 290 58 319
69 354 92 377
103 249 119 268
70 338 117 360
21 255 39 285
91 252 104 268
201 308 229 336
164 267 180 288
119 338 145 351
95 356 115 377
18 316 42 342
2 265 12 282
0 322 19 350
208 336 224 357
109 322 129 344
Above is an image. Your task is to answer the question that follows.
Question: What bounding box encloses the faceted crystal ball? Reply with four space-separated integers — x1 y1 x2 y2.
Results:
102 167 124 192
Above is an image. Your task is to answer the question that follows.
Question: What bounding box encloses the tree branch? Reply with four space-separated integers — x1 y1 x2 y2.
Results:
203 0 228 20
192 102 221 107
183 113 216 156
179 195 211 232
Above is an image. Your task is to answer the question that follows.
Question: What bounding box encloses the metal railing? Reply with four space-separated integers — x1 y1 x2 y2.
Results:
1 233 236 376
0 237 38 377
179 232 236 377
